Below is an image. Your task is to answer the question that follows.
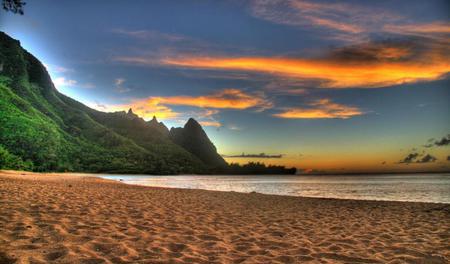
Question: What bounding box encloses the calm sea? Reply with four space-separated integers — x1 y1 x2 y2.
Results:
100 173 450 204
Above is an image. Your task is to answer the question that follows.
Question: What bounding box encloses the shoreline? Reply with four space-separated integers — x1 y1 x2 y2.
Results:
101 172 450 205
1 171 449 263
112 180 450 206
3 170 449 205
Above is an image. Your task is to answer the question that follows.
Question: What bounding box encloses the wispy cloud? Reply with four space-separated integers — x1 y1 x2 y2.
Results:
112 28 187 42
115 78 125 86
144 89 272 110
199 121 222 127
154 48 449 88
249 0 449 42
53 77 77 88
273 99 363 119
383 22 450 39
114 78 131 93
249 0 400 41
44 64 74 73
113 34 449 89
110 28 233 57
52 76 95 90
194 109 222 127
99 89 272 124
227 124 242 131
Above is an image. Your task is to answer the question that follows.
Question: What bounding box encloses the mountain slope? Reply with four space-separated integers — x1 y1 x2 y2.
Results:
0 31 209 174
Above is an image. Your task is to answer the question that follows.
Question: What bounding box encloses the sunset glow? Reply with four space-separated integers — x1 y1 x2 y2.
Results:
157 55 449 88
3 0 448 173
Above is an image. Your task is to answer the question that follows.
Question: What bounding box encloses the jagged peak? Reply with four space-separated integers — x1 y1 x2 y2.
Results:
147 115 169 135
168 117 227 167
126 108 141 119
149 115 159 124
185 118 201 128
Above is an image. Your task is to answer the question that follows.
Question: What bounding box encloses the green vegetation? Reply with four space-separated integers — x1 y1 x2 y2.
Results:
0 31 296 175
0 32 205 174
0 145 32 170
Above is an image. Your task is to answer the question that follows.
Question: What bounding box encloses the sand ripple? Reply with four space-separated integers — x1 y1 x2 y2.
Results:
0 171 449 263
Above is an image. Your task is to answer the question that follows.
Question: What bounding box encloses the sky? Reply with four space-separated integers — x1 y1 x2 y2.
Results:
1 0 449 173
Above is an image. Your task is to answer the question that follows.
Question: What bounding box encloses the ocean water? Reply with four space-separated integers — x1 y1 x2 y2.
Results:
100 173 450 204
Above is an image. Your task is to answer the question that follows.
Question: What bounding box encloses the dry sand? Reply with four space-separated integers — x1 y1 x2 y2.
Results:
0 171 449 264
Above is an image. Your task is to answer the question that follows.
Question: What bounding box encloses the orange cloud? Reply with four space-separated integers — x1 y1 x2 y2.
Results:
159 54 449 88
199 121 222 127
100 89 271 123
116 98 180 120
273 99 363 119
150 88 272 110
330 42 414 62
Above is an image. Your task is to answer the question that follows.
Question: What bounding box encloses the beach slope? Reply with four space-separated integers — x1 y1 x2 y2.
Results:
0 171 449 263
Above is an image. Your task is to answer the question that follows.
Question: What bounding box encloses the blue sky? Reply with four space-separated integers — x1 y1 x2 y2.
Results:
1 0 449 173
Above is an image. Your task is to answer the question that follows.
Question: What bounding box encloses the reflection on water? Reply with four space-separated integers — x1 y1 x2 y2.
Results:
100 174 450 204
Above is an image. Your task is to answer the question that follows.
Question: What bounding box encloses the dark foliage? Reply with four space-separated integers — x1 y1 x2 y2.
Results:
2 0 25 15
214 162 297 175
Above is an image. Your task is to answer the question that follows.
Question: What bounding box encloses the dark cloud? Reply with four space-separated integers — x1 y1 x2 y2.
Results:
417 154 437 163
223 153 283 158
399 152 419 164
326 37 449 64
435 134 450 146
399 152 438 164
423 134 450 148
328 40 414 63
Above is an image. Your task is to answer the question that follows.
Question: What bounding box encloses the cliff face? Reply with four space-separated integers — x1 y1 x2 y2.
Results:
0 31 226 174
169 118 227 168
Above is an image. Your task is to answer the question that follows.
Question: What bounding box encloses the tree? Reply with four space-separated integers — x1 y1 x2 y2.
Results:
2 0 25 15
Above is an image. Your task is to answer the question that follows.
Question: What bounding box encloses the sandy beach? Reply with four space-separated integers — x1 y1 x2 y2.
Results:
0 171 449 264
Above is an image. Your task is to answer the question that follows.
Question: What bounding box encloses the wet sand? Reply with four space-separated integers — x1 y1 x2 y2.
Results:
0 170 449 263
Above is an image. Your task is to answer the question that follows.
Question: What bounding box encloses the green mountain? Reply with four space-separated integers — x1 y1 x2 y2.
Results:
0 31 222 174
0 32 296 175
